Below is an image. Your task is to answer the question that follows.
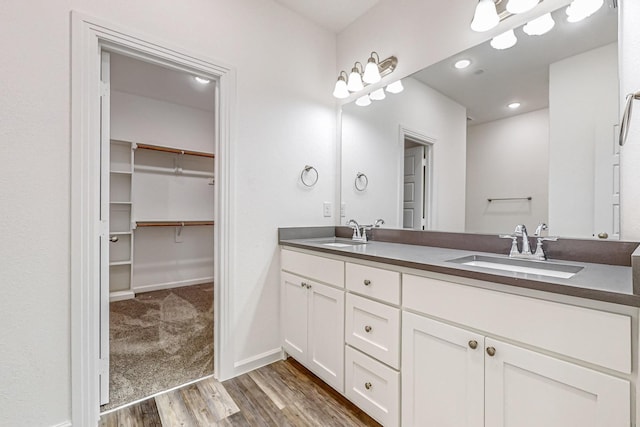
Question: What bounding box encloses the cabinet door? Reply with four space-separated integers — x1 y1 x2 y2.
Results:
281 272 309 362
307 281 345 392
485 338 630 427
402 312 484 427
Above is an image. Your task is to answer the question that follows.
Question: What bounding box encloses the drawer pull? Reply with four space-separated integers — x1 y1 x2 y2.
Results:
486 346 496 357
468 340 478 350
364 325 372 333
364 382 372 390
363 279 371 286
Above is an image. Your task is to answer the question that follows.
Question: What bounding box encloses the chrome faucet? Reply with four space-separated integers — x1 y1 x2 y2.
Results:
347 219 366 242
374 218 385 228
500 223 558 260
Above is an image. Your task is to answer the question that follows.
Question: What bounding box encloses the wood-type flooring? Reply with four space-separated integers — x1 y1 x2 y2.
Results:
100 358 382 426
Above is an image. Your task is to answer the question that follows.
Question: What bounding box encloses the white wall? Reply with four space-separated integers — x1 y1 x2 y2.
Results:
341 77 466 230
548 43 618 238
466 109 549 234
0 0 336 425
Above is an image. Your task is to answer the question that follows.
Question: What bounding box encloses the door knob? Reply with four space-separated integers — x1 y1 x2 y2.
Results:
109 235 119 242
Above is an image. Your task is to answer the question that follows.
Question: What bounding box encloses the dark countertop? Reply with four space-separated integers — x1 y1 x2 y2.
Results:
279 234 640 308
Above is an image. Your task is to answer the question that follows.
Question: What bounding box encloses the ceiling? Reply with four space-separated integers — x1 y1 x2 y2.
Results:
412 3 618 124
110 53 215 112
272 0 381 32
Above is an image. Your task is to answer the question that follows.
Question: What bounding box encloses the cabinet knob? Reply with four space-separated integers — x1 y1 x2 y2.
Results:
598 232 609 239
307 284 312 289
109 235 119 243
486 346 496 357
301 282 306 288
364 382 372 390
468 340 478 350
364 325 372 333
363 279 371 286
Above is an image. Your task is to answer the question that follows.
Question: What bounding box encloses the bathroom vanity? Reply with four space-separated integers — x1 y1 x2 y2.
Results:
279 227 640 427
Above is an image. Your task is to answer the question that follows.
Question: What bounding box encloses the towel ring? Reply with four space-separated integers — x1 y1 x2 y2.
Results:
301 165 319 187
355 172 368 191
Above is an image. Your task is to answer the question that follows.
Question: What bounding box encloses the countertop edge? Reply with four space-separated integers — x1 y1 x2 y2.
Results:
280 240 640 308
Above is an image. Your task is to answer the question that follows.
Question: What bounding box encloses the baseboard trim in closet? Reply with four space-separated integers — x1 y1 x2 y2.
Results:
109 290 135 302
132 276 214 294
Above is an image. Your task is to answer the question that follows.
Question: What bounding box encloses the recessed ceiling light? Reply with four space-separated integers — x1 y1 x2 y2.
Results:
194 76 211 84
508 102 521 109
455 59 471 69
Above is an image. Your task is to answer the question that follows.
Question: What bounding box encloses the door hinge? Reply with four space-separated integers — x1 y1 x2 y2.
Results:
100 81 110 97
422 158 427 167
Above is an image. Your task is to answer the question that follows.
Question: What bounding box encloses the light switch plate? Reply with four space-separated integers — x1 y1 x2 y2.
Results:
323 202 332 217
340 203 346 217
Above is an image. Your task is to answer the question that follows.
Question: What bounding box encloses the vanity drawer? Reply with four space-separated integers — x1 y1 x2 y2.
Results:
345 346 399 427
346 263 400 304
403 274 632 374
281 249 344 287
346 293 400 369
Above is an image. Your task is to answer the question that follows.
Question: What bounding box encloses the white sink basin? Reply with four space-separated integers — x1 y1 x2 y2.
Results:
447 255 583 279
305 237 367 247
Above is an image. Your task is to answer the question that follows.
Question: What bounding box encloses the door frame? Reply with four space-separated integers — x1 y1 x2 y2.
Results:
398 125 435 230
71 12 235 425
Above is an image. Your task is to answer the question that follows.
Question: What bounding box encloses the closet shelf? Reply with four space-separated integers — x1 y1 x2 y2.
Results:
109 231 132 235
109 260 132 266
135 220 214 228
110 201 132 205
136 142 215 159
110 170 132 175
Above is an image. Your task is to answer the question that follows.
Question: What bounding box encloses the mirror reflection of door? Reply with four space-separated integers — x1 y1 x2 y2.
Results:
403 139 426 230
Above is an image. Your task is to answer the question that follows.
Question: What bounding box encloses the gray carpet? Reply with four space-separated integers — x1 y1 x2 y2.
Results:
101 283 214 411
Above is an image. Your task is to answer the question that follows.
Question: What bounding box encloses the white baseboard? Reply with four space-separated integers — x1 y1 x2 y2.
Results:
109 290 135 302
132 276 214 294
232 347 284 377
51 421 72 427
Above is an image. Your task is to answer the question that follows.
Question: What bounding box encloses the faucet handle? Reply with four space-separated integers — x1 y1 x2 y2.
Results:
535 222 548 237
538 236 558 242
499 234 519 257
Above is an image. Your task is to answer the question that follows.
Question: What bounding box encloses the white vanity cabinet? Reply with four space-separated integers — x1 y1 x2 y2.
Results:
402 274 632 427
344 262 401 427
280 250 345 392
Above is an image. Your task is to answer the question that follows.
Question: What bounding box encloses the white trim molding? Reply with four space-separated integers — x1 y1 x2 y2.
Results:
233 348 285 374
71 12 235 426
398 125 437 230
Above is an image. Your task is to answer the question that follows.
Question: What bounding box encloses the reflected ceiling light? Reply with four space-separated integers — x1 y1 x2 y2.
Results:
386 80 404 94
508 102 521 109
363 52 382 84
355 95 372 107
332 71 350 99
333 54 398 98
470 0 500 32
566 0 603 22
194 76 211 84
455 59 471 69
506 0 539 14
347 62 365 92
491 29 518 50
523 12 555 35
369 88 386 101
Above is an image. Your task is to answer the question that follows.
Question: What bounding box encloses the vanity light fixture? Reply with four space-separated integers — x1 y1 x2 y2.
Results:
363 52 383 84
386 80 404 94
369 88 386 101
194 76 211 84
332 71 350 99
523 12 555 35
355 95 372 107
506 0 540 14
508 102 521 109
454 59 472 69
566 0 603 22
491 29 518 50
332 54 398 98
471 0 500 32
347 62 365 92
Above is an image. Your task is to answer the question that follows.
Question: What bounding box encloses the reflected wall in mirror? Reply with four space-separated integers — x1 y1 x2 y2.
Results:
340 1 619 239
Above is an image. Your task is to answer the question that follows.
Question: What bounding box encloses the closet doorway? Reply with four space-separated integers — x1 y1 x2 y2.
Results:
100 51 216 411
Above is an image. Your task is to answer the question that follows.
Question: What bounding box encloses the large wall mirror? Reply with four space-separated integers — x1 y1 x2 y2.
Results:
340 1 619 239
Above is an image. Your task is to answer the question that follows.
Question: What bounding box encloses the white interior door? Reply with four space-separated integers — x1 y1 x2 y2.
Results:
99 51 111 406
403 145 425 229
